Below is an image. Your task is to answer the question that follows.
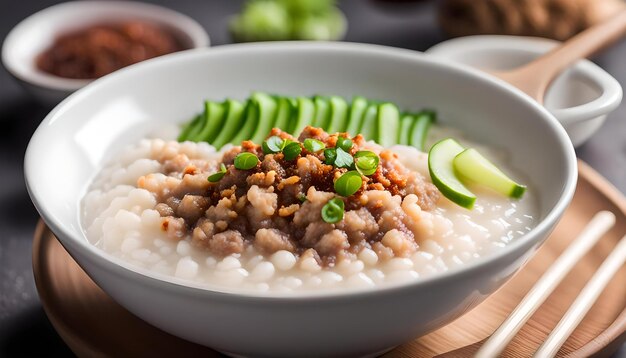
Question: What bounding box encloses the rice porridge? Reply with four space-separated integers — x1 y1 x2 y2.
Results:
82 124 536 293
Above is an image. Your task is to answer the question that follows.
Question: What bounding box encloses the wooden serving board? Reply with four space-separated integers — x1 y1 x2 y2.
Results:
32 160 626 358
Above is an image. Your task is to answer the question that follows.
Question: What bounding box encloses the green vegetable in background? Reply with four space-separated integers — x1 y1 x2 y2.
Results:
230 1 291 42
230 0 346 42
279 0 336 16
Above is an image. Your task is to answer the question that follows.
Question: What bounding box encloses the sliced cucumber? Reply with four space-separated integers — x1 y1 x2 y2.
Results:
358 103 378 141
344 96 368 135
312 96 330 128
409 110 435 151
212 99 245 149
376 102 399 147
398 114 414 145
230 99 258 144
453 148 526 199
249 92 278 143
178 114 203 142
195 101 226 143
428 138 476 209
289 97 315 136
327 96 348 133
273 97 294 133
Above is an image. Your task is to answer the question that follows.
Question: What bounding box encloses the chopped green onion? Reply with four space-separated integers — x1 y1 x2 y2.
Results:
336 136 353 152
334 147 354 168
234 152 260 170
324 148 337 165
321 197 345 223
334 170 362 196
303 138 325 153
354 150 379 176
298 193 308 202
280 138 293 150
207 163 227 182
283 142 302 161
263 136 284 154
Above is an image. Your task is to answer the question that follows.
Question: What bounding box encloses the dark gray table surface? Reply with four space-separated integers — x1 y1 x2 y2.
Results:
0 1 624 357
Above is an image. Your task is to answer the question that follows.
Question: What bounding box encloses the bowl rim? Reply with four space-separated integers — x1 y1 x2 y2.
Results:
425 35 623 126
25 41 578 301
1 0 210 92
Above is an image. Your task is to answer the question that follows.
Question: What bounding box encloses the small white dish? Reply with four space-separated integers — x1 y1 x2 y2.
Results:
2 1 209 105
426 35 623 147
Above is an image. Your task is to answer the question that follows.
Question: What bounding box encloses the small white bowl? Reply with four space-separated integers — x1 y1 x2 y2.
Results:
426 35 623 147
2 1 209 105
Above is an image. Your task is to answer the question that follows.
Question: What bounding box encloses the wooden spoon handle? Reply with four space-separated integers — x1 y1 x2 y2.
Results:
493 10 626 103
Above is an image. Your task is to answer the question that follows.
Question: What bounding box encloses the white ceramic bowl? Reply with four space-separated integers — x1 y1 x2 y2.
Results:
25 42 577 357
2 1 209 106
426 35 623 147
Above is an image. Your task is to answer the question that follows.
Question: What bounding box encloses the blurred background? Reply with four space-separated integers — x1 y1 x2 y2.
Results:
0 0 624 356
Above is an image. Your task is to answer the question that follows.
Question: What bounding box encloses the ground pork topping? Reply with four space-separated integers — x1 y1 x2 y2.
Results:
139 127 440 265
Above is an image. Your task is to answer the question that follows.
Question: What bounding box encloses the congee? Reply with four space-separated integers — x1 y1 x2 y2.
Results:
82 93 536 293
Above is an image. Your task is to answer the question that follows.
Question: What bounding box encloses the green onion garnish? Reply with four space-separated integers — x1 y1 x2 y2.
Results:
324 148 337 165
281 139 293 150
334 170 362 196
234 152 260 170
207 163 227 182
283 142 302 161
354 150 379 176
336 136 353 152
321 197 345 223
262 136 284 154
334 147 354 168
303 138 325 153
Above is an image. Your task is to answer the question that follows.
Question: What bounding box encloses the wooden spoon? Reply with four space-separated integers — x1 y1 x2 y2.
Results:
490 10 626 104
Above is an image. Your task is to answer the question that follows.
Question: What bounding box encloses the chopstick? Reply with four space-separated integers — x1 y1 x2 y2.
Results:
534 234 626 358
475 211 616 358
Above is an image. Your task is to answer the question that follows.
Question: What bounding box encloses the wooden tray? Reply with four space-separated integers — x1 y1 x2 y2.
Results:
32 160 626 357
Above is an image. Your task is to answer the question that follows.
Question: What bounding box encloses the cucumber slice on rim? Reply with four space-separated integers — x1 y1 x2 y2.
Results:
231 99 258 144
376 102 399 147
327 96 348 133
272 97 294 133
398 114 414 145
358 103 378 141
289 97 315 135
428 138 476 209
212 99 245 149
195 101 226 143
344 96 368 135
453 148 527 199
312 96 330 128
409 110 435 151
249 92 278 143
178 114 203 142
